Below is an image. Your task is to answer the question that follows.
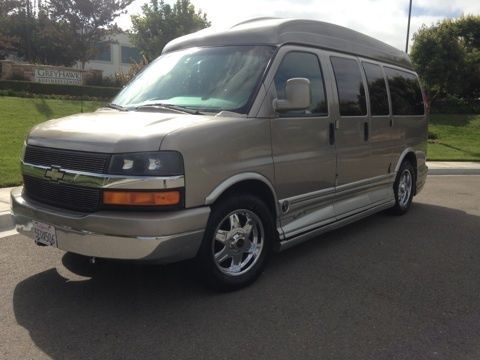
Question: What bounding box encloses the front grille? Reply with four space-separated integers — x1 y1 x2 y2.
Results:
24 145 110 173
23 175 100 212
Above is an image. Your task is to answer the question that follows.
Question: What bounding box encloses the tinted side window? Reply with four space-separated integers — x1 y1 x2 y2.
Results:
385 68 424 115
331 57 366 116
362 62 389 116
274 52 328 116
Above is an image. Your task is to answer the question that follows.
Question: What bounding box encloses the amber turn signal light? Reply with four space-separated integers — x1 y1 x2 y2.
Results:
103 190 181 206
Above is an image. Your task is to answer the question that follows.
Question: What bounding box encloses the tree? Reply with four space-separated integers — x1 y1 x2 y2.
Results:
451 15 480 99
0 0 130 66
130 0 210 61
47 0 134 67
411 16 480 102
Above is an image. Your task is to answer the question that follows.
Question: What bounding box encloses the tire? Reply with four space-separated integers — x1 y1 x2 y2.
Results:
196 194 274 291
390 160 416 215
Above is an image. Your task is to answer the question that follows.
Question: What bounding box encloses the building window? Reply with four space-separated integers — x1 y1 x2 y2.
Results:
92 43 112 62
121 46 142 64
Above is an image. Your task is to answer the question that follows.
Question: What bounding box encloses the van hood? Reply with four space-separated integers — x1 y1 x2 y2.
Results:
27 108 211 153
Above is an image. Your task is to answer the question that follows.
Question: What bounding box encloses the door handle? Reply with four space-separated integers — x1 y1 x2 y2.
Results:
329 123 335 145
364 122 369 141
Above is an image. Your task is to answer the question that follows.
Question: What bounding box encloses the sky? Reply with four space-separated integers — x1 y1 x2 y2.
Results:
116 0 480 51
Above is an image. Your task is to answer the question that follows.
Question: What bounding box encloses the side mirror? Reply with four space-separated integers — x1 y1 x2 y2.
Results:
273 78 311 112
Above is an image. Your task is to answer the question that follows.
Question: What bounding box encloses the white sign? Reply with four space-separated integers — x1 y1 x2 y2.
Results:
34 68 83 85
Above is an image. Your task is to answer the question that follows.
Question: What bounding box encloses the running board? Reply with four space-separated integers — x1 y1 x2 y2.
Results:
278 200 395 251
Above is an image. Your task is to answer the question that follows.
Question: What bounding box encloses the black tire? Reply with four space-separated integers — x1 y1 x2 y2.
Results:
196 193 274 291
390 160 416 215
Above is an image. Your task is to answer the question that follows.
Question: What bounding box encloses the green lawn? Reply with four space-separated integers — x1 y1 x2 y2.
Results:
0 97 104 187
0 96 478 187
428 114 480 161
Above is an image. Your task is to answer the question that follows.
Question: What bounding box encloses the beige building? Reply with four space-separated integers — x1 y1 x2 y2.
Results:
75 33 142 77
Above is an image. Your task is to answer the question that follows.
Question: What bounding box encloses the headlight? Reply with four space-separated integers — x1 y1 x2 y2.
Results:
108 151 184 176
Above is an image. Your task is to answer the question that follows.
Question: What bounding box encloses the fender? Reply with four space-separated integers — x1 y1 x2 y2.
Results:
394 147 417 173
205 172 279 215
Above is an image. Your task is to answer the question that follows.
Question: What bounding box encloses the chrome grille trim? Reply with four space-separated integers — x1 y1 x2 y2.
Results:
21 162 185 190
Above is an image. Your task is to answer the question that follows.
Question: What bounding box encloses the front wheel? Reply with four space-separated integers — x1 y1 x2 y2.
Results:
390 161 415 215
196 194 274 291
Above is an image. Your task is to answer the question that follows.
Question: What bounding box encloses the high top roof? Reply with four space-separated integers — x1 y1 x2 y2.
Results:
162 18 413 70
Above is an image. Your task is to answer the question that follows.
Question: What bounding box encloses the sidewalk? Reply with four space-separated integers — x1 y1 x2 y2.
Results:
0 186 14 234
0 161 479 233
427 161 480 175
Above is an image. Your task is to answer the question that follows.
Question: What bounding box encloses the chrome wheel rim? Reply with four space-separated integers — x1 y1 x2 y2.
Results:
212 209 264 276
398 169 413 208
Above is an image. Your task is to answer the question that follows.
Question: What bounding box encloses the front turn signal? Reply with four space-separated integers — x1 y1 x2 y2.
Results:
103 190 181 206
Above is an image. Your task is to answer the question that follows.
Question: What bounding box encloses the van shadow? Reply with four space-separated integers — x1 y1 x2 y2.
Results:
12 203 480 359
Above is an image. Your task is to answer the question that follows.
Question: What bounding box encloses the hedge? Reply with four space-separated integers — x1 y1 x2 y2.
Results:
0 80 121 99
430 98 480 114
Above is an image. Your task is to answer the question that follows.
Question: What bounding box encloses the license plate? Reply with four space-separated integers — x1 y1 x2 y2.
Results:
32 221 57 247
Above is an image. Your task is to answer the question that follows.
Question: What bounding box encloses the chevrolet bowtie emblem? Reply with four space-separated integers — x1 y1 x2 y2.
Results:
44 166 65 182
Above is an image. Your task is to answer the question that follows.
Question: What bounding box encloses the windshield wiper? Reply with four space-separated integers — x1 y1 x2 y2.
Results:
134 103 203 115
105 103 128 111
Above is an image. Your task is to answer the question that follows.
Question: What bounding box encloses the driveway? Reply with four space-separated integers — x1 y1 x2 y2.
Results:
1 175 479 359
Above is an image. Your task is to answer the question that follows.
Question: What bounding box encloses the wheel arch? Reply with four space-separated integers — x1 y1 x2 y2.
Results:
205 173 279 219
395 148 417 173
394 148 418 193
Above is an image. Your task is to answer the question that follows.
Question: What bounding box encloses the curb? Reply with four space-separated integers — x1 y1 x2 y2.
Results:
0 210 13 232
429 168 480 175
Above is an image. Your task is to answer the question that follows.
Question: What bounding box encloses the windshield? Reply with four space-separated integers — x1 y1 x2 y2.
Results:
112 45 275 113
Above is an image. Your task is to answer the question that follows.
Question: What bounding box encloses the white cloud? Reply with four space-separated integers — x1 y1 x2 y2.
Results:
117 0 480 51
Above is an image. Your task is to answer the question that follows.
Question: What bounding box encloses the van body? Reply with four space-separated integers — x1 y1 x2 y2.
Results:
11 18 427 289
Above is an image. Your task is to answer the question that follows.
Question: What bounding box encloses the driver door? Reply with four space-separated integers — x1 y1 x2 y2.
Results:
266 46 337 239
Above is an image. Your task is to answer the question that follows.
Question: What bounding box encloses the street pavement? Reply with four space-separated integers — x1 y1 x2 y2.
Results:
1 175 480 359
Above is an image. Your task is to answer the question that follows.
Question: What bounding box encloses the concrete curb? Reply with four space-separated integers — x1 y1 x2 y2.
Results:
0 210 13 233
427 161 480 175
428 168 480 175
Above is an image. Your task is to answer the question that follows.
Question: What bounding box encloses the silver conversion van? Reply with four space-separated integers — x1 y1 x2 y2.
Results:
11 18 427 289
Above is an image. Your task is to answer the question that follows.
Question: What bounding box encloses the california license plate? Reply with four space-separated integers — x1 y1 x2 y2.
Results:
32 221 57 247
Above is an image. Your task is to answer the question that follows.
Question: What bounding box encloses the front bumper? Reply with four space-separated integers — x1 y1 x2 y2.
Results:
11 187 210 263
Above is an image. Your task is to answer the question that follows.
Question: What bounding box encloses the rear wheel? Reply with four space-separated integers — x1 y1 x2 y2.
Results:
196 194 274 291
390 160 415 215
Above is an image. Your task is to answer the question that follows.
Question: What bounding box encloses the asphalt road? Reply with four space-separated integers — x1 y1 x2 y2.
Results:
1 175 480 360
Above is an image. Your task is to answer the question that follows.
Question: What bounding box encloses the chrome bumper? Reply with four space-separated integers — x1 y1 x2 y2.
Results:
11 187 210 262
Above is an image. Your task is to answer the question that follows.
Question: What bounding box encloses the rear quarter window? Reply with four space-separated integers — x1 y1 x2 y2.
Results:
385 68 424 115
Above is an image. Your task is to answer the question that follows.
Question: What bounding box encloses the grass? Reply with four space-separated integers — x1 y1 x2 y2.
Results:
0 96 104 187
0 96 478 187
428 114 480 161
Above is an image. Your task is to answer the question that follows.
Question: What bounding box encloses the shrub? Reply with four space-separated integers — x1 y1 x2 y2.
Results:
85 74 124 88
431 95 480 114
0 80 120 99
114 61 146 86
0 89 108 102
428 131 438 140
